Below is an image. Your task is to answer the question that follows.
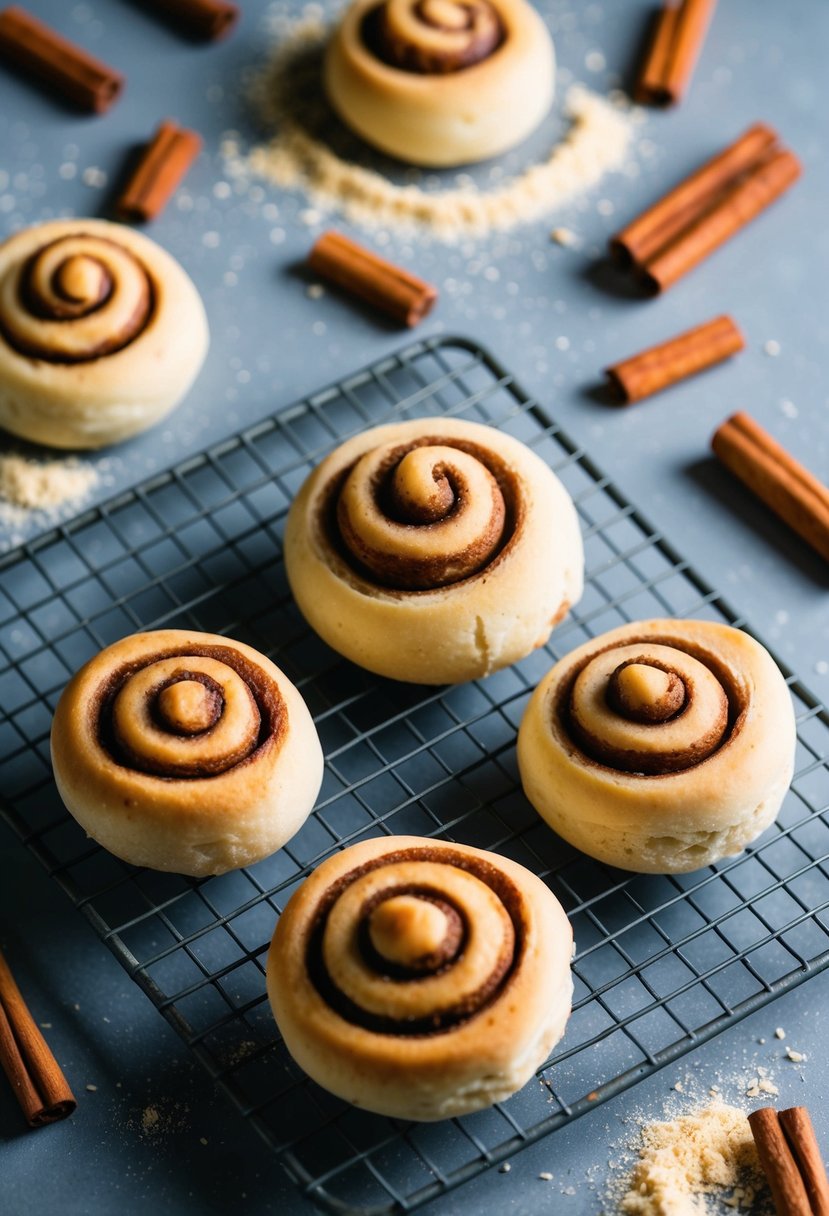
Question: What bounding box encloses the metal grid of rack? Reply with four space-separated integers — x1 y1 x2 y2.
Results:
1 336 828 1215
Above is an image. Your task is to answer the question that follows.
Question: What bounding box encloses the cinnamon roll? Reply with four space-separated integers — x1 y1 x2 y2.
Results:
267 835 573 1120
0 219 208 449
284 417 584 684
517 619 797 874
50 630 323 876
324 0 556 166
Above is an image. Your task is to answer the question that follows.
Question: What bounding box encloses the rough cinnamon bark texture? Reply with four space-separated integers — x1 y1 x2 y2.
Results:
635 0 718 106
0 5 123 112
712 412 829 564
0 949 76 1127
609 124 801 292
115 121 203 222
308 231 438 327
778 1108 829 1216
748 1108 813 1216
606 315 744 403
139 0 238 40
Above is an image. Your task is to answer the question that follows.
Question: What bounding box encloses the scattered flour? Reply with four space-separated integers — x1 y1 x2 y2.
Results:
240 14 634 241
0 453 99 544
619 1103 763 1216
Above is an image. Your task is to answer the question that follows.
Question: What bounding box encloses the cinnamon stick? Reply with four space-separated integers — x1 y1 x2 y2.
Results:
115 121 202 223
635 0 718 106
749 1108 814 1216
712 411 829 563
606 315 743 404
611 123 778 266
609 124 801 292
139 0 239 41
308 231 438 328
0 6 123 113
779 1108 829 1216
642 147 802 292
0 948 76 1127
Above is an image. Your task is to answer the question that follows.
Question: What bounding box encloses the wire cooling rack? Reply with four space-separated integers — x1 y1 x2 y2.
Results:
1 335 828 1214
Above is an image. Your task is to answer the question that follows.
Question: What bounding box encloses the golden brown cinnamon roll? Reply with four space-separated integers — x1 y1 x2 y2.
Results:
0 219 208 449
267 835 573 1120
50 630 323 876
518 620 797 874
324 0 555 166
284 417 584 684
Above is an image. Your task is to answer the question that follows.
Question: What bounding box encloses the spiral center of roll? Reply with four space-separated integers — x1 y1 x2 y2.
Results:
53 254 111 309
1 233 154 362
417 0 471 29
335 438 510 590
156 678 222 736
368 894 462 971
607 661 686 724
566 642 731 776
388 449 456 523
367 0 504 74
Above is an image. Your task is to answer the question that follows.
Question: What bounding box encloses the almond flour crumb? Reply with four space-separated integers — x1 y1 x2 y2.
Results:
499 1163 511 1174
0 454 98 514
242 15 634 242
550 226 580 247
785 1048 806 1063
539 1171 553 1181
774 1028 786 1040
619 1103 763 1216
0 453 105 550
86 1084 98 1093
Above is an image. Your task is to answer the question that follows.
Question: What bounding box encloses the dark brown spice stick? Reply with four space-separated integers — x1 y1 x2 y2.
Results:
712 411 829 564
641 146 802 293
779 1107 829 1216
115 121 203 223
635 0 718 106
309 231 438 328
749 1108 813 1216
610 123 778 266
0 6 123 112
140 0 239 41
0 949 76 1128
605 315 743 404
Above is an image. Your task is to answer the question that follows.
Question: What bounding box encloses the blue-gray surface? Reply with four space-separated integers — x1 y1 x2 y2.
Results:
0 1 827 1213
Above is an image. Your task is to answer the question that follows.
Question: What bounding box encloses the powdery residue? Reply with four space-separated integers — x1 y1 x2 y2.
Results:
241 15 634 242
0 453 100 546
0 453 98 512
619 1103 763 1216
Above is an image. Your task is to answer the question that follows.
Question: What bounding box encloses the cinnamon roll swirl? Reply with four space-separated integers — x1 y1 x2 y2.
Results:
50 630 323 876
284 417 584 684
0 219 208 449
267 835 573 1120
517 619 797 873
324 0 555 166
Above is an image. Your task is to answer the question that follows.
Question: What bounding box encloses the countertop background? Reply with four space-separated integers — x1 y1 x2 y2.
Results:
1 0 827 1212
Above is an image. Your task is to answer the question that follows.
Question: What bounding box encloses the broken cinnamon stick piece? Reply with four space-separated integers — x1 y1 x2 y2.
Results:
712 412 829 564
308 231 438 328
0 949 76 1128
115 121 202 223
0 5 123 112
611 123 778 266
749 1108 814 1216
642 147 802 293
635 0 718 106
779 1107 829 1216
139 0 239 41
606 315 743 404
